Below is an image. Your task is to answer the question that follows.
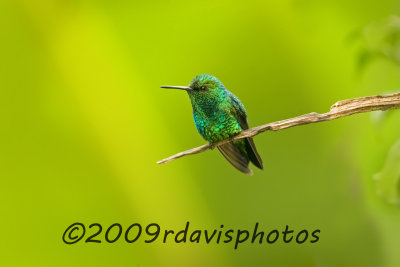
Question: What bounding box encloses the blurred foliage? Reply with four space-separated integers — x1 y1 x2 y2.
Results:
1 0 400 267
352 15 400 206
374 140 400 206
353 15 400 69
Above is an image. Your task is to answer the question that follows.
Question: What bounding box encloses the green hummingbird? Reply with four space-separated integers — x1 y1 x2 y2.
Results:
161 74 263 175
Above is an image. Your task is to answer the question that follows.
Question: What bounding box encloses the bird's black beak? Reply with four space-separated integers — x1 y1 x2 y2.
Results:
161 85 193 91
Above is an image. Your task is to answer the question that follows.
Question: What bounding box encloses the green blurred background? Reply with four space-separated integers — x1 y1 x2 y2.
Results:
1 0 400 266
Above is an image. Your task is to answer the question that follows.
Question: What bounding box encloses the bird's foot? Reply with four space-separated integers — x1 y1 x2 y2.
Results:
209 142 216 150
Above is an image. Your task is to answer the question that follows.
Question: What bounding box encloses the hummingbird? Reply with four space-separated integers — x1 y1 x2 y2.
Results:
161 74 263 175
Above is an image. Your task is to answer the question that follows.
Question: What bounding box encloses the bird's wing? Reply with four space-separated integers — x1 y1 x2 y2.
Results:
228 92 249 130
228 92 264 170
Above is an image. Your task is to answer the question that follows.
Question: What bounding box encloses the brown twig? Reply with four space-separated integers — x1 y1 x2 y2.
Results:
157 92 400 164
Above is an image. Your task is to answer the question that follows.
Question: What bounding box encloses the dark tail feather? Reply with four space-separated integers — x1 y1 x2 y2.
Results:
245 137 263 170
217 143 253 175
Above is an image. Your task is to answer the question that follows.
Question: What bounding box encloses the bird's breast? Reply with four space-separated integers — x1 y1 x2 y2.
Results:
193 108 241 143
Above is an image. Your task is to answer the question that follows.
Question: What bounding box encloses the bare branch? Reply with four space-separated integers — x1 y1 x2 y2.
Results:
157 92 400 164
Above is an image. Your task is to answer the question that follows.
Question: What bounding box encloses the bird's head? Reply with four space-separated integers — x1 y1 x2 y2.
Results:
188 74 224 93
161 74 227 105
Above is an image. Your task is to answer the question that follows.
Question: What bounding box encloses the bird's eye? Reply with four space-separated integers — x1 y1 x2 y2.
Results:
200 86 207 91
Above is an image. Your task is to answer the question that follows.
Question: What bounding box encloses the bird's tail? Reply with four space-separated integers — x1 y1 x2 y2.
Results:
217 142 253 175
217 137 263 175
244 137 263 170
